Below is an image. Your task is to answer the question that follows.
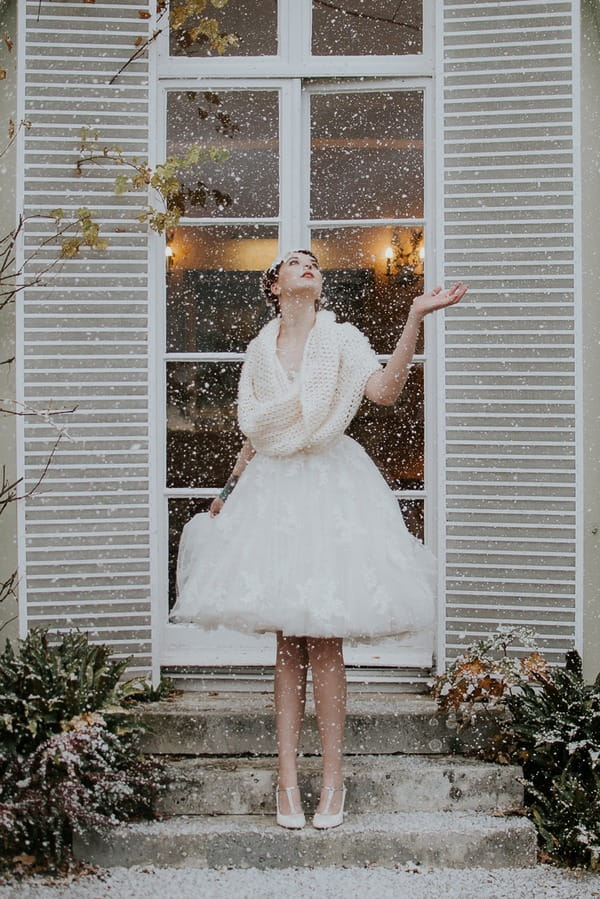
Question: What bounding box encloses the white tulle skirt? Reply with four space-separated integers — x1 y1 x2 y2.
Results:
171 435 436 641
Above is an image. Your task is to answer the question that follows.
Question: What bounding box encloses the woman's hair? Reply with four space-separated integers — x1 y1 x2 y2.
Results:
261 249 321 316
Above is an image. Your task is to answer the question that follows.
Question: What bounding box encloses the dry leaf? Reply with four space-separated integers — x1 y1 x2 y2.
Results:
3 33 13 52
8 119 14 138
12 853 37 867
0 69 6 81
138 10 152 19
134 36 144 47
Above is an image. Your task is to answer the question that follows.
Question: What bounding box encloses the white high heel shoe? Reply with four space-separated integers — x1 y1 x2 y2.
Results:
276 786 306 829
312 785 346 830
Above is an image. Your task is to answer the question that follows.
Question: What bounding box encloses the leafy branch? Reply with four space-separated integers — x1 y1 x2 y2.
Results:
76 126 231 234
110 0 239 85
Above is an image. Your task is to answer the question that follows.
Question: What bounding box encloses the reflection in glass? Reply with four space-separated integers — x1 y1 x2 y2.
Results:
311 90 423 220
398 499 425 542
167 362 243 489
167 225 278 353
312 0 422 56
312 226 425 355
167 90 279 218
168 498 213 609
169 0 278 57
349 365 424 491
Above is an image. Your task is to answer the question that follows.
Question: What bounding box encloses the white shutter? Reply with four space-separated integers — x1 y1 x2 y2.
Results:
20 1 153 673
441 0 580 663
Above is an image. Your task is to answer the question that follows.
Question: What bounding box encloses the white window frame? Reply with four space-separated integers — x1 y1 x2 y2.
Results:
151 1 441 670
155 1 435 79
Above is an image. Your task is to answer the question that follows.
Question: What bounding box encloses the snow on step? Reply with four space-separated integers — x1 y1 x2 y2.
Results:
74 812 537 870
127 693 505 757
159 755 524 817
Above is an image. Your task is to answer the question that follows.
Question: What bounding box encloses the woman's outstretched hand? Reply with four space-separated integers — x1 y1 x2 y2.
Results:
209 497 224 518
411 281 468 318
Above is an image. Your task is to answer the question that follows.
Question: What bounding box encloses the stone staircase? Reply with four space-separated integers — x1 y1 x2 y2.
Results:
74 691 538 870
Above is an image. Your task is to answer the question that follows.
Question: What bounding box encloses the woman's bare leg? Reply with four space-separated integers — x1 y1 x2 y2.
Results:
274 632 309 815
307 636 346 815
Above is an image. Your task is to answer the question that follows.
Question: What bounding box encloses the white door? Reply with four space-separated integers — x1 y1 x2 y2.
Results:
157 2 436 671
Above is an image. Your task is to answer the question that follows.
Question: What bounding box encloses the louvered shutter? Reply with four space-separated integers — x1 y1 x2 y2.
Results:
441 0 580 663
20 1 152 673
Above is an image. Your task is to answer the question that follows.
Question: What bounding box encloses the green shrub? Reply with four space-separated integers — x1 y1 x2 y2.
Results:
0 628 165 872
0 628 129 769
433 637 600 869
505 650 600 869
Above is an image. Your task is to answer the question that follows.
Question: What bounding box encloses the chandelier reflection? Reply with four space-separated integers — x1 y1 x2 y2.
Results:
385 228 424 289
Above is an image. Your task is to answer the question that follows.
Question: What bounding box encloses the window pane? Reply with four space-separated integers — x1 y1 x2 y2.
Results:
167 225 278 353
168 498 213 609
398 499 424 542
312 0 423 56
167 90 279 218
167 362 243 488
169 0 278 57
349 365 424 492
311 90 423 220
312 225 425 355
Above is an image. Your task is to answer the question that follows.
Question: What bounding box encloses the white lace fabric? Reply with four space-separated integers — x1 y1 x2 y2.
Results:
172 437 436 640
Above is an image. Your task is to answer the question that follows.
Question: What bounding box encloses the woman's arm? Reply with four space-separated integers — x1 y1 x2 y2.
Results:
209 437 256 518
365 282 468 407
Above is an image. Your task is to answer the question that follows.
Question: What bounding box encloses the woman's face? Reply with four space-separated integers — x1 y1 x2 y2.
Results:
272 252 322 302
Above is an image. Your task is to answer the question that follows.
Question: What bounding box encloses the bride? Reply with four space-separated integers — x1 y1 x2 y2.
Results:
171 249 467 830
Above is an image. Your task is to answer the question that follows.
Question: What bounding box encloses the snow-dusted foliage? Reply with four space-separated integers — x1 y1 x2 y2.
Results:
0 629 165 872
434 634 599 869
431 627 548 711
506 650 600 870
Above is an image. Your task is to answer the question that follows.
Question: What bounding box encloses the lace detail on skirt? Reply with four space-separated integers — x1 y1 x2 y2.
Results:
171 436 436 641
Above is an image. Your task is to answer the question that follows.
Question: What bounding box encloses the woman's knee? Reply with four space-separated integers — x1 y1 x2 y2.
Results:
276 632 309 665
306 636 344 666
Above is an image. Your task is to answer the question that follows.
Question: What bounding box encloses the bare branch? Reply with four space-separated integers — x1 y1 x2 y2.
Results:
0 399 77 417
0 432 64 515
109 28 164 86
0 612 19 633
313 0 421 31
0 119 32 162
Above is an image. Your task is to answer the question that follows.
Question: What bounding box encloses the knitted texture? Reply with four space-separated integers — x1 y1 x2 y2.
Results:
238 310 381 457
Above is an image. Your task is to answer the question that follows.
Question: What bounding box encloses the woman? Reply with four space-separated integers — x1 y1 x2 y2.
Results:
172 249 467 830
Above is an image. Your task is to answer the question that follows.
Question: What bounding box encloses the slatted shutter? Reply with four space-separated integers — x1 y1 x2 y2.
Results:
19 1 153 673
441 0 580 663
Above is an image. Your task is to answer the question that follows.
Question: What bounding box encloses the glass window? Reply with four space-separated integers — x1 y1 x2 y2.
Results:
312 225 425 355
349 364 424 491
398 498 424 542
312 0 423 56
168 498 213 608
166 361 243 489
167 90 280 219
169 0 278 57
166 225 278 353
310 90 423 220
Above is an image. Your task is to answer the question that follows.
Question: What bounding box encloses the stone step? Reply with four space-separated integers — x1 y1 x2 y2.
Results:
74 812 537 870
158 755 524 817
126 692 504 757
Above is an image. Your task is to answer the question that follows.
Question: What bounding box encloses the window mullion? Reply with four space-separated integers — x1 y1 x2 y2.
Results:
280 79 304 250
280 0 309 70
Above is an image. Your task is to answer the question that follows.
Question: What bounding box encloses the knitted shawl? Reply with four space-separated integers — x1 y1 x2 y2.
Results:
237 310 381 457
